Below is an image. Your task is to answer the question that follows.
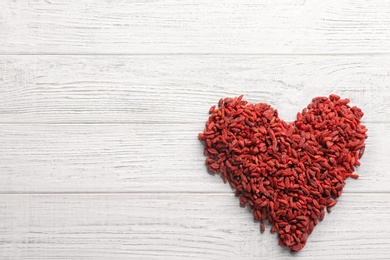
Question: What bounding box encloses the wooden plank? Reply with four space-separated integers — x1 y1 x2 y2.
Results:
0 55 389 124
0 193 389 259
0 122 386 193
1 0 390 54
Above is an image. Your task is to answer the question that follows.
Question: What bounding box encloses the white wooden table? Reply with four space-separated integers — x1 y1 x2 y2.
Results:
1 1 390 259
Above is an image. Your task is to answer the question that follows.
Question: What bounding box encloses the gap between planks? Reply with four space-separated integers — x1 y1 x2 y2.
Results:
0 192 388 195
2 53 390 56
0 121 386 125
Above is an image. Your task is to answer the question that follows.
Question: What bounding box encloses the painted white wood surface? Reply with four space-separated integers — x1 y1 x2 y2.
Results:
0 56 389 124
1 194 390 260
0 122 387 193
0 56 388 194
1 1 390 259
1 0 390 54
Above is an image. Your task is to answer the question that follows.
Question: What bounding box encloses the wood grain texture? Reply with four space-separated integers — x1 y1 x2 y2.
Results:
1 0 390 54
2 1 390 258
1 55 389 124
0 193 389 259
0 122 386 193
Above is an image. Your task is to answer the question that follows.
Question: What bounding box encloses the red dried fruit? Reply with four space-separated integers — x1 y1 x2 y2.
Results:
199 95 367 252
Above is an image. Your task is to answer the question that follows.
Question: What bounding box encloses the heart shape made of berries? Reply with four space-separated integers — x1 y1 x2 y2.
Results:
198 94 367 252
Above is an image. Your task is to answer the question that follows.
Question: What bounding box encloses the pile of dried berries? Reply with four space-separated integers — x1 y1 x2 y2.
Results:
198 95 367 252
